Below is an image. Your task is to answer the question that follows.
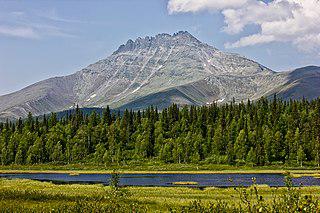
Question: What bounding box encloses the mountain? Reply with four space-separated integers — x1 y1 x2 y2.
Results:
268 66 320 100
0 31 319 121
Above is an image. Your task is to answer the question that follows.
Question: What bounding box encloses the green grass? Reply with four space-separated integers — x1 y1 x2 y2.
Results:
1 178 320 212
1 162 320 175
0 162 249 172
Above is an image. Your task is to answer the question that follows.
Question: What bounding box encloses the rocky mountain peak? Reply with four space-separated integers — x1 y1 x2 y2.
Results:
113 31 201 54
173 30 197 39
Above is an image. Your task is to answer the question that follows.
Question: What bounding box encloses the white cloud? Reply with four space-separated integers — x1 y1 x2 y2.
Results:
168 0 320 54
0 10 77 39
167 0 249 14
225 34 275 48
294 34 320 54
0 25 39 39
222 0 299 34
36 9 87 24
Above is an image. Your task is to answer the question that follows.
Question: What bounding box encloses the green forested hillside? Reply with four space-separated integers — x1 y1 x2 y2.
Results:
1 97 320 167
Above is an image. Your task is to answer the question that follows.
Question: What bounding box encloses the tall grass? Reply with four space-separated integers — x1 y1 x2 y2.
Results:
0 176 320 212
175 176 319 212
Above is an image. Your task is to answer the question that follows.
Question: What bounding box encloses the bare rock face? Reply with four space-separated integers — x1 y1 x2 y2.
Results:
0 31 319 121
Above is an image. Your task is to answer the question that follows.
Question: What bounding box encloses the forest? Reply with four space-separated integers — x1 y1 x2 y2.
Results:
0 96 320 167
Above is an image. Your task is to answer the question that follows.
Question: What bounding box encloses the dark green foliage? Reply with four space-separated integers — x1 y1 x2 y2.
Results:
1 97 320 166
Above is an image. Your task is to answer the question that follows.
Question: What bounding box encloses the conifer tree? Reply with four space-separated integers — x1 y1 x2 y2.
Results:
297 145 306 167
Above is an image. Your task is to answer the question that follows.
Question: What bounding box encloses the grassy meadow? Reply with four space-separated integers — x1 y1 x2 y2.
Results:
1 177 320 212
1 162 320 174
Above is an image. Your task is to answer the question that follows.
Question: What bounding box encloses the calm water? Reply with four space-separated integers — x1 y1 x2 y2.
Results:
1 173 319 187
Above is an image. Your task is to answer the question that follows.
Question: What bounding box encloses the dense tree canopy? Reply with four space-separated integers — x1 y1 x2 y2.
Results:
1 97 320 167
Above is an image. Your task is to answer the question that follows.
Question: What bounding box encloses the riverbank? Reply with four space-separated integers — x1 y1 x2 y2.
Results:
0 169 319 176
0 163 320 177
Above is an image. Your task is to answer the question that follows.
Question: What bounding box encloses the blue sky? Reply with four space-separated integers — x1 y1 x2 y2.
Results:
0 0 319 95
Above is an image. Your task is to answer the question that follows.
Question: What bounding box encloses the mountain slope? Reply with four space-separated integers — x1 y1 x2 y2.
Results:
269 66 320 100
0 75 78 121
118 73 287 111
0 31 319 121
72 31 274 109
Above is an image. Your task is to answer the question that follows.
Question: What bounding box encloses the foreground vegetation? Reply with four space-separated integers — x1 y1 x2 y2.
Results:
1 177 320 212
1 97 320 168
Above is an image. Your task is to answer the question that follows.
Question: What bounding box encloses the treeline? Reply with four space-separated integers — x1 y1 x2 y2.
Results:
0 97 320 167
